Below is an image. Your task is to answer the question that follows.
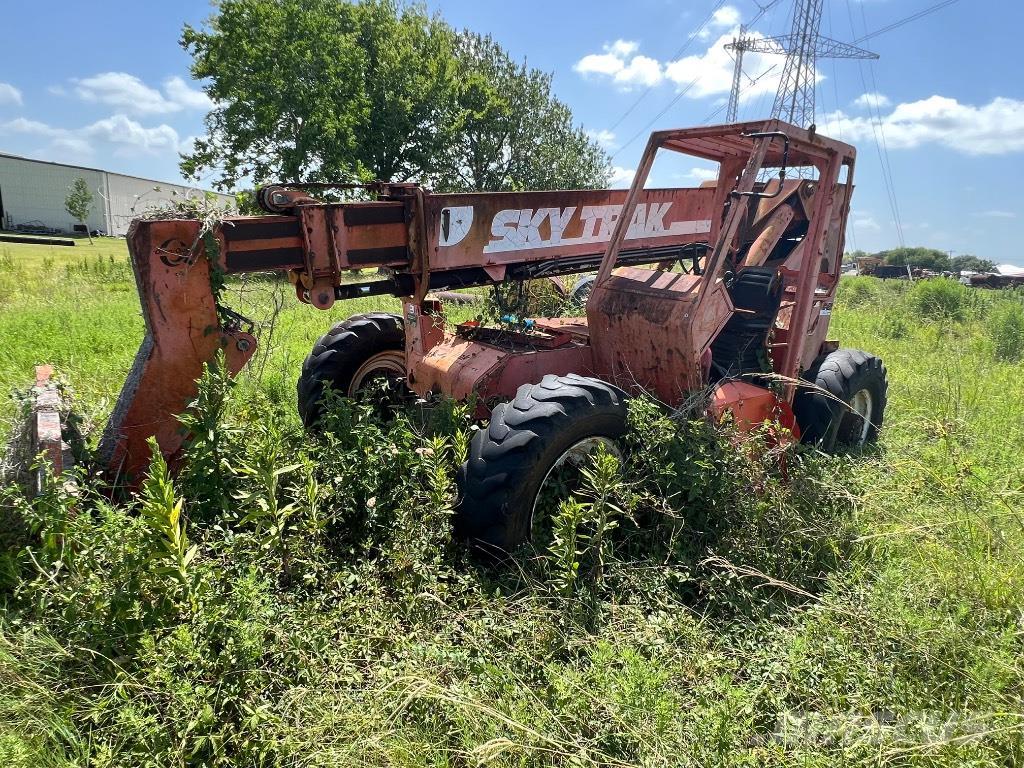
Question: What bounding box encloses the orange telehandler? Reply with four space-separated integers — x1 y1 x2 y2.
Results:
87 120 886 550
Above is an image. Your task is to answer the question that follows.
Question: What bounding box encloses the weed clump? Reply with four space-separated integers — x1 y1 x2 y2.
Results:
839 276 879 307
988 299 1024 361
908 277 975 321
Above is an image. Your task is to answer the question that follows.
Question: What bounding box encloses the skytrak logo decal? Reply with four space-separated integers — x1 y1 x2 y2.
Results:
476 204 711 253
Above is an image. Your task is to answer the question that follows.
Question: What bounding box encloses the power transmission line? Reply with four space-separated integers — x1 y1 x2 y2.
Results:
612 0 785 159
703 64 779 124
844 0 904 247
724 0 786 121
605 0 728 134
854 0 961 44
727 0 878 129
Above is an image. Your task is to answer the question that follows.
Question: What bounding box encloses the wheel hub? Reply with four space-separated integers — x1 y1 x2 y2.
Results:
348 350 406 396
530 436 622 538
842 387 873 445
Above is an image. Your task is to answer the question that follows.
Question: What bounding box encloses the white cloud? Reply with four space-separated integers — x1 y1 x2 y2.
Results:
575 30 794 102
575 40 663 89
699 5 742 39
69 72 210 115
74 72 176 114
1 117 64 138
852 215 881 232
609 166 636 188
665 31 801 100
972 210 1017 219
163 76 213 110
83 114 180 154
1 113 183 159
615 55 663 88
821 96 1024 155
607 40 638 58
50 136 94 157
586 129 617 150
0 82 23 106
852 92 891 110
688 167 718 182
576 45 631 78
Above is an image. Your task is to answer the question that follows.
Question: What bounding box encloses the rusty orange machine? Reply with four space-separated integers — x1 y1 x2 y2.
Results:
98 120 888 550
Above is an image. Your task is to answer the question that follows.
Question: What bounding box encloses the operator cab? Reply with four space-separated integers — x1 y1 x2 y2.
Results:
587 120 855 403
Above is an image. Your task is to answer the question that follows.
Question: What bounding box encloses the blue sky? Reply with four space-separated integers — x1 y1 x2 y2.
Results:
0 0 1020 264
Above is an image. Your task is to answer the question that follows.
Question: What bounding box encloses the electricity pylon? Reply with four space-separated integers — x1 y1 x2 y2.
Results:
725 0 877 127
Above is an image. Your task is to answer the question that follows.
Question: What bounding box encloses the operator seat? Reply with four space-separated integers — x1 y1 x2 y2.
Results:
709 266 783 379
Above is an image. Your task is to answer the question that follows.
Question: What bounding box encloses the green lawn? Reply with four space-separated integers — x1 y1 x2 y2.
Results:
1 240 1022 766
0 237 410 434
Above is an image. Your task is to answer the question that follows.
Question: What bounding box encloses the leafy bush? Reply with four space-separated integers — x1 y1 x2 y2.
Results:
986 299 1024 361
874 308 911 339
837 276 879 308
908 277 974 321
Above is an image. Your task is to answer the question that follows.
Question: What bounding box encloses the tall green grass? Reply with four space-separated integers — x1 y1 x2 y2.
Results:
0 243 1022 766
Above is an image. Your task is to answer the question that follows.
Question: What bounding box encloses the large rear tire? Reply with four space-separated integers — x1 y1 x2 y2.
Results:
794 348 887 452
456 374 629 552
297 313 406 427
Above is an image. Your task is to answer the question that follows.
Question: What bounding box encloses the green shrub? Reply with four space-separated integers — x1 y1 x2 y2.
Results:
838 276 879 307
988 299 1024 361
908 277 974 321
874 308 911 339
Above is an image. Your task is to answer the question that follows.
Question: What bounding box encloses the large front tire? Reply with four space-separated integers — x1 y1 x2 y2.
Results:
297 313 406 427
456 374 629 552
794 348 888 451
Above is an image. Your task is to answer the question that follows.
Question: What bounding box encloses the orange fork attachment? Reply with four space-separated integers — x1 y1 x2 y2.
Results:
97 219 257 483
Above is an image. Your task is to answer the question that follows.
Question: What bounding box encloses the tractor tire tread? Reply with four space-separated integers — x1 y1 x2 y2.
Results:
793 347 888 451
297 313 405 426
456 375 628 550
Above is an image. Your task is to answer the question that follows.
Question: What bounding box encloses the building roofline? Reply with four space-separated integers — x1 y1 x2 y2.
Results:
0 150 231 196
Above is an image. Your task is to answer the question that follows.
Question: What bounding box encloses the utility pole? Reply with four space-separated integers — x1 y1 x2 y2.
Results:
725 0 878 127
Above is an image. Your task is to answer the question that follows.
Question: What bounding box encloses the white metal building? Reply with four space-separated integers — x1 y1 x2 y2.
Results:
0 152 234 237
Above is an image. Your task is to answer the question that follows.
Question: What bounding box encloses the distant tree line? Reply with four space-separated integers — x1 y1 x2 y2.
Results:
845 247 996 273
180 0 611 194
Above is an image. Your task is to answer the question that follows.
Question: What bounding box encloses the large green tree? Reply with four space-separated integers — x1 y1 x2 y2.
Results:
181 0 368 186
180 1 609 192
435 32 611 192
351 1 461 183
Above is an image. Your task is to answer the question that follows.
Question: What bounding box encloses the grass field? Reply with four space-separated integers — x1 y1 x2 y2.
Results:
0 237 414 434
1 238 1023 766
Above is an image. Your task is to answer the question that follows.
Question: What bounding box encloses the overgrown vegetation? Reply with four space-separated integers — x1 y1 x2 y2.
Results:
1 241 1023 765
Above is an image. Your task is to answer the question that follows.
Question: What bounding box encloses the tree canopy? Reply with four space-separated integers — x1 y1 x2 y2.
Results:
434 33 610 192
949 254 997 273
881 247 996 273
180 0 610 192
